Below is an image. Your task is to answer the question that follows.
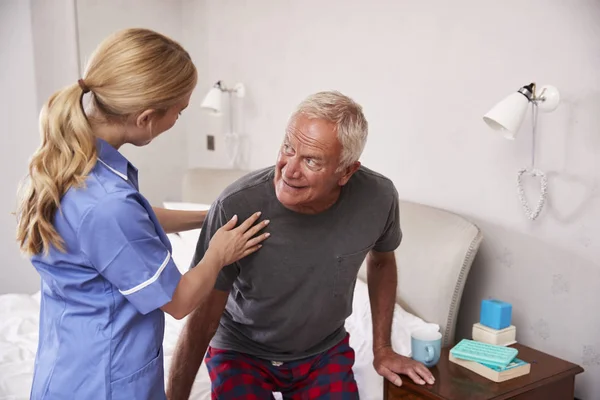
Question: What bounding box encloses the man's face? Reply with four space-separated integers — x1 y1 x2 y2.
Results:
274 114 356 214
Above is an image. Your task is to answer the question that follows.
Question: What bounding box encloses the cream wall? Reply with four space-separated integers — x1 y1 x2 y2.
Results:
181 1 600 398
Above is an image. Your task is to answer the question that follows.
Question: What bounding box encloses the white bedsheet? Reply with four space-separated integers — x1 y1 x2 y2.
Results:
0 280 438 400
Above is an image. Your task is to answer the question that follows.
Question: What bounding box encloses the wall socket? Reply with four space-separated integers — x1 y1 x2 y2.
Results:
206 135 215 151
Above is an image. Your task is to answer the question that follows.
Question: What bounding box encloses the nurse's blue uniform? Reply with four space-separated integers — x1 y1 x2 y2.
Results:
29 139 183 399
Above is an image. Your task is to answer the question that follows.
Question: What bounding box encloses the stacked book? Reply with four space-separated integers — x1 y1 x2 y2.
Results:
472 322 517 346
449 339 531 382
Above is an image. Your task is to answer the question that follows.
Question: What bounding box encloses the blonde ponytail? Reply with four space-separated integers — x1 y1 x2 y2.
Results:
16 83 97 255
16 28 197 256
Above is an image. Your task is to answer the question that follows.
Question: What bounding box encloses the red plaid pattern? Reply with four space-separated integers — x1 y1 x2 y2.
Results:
205 334 358 399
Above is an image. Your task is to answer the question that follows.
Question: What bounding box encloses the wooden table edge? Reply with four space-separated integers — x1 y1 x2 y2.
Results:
383 378 447 400
492 365 585 400
383 365 585 400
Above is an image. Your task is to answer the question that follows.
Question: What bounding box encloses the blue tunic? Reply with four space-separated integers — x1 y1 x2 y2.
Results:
29 139 182 399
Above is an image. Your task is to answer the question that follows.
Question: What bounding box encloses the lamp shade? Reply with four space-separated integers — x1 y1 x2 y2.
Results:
483 91 531 140
201 87 223 115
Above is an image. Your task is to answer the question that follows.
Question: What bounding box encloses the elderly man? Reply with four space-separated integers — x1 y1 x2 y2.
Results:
167 91 434 399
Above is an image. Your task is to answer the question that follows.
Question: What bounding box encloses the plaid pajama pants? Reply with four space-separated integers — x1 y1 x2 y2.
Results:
205 334 359 399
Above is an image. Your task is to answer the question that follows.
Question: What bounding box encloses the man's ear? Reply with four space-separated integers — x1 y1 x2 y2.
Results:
136 109 156 129
338 161 361 186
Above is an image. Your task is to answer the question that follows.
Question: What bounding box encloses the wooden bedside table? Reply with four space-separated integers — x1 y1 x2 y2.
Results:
384 343 584 400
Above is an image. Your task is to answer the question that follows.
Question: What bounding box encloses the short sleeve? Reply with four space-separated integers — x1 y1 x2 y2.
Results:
190 201 239 291
373 185 402 253
79 193 182 315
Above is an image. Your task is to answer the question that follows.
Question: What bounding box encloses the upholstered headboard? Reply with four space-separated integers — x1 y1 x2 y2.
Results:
181 168 482 347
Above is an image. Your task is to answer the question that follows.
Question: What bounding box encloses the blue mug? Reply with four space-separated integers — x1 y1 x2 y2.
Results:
410 329 442 367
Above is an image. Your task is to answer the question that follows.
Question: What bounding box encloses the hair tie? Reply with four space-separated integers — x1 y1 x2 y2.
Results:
78 79 90 93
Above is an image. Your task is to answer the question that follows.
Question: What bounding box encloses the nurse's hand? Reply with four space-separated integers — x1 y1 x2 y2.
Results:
208 212 270 267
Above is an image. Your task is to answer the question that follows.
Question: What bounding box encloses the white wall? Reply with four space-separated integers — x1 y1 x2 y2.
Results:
1 0 188 293
0 0 83 294
0 1 52 294
31 0 80 110
75 0 188 205
182 0 600 398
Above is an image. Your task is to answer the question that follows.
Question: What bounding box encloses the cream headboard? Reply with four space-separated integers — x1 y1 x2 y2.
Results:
181 168 482 347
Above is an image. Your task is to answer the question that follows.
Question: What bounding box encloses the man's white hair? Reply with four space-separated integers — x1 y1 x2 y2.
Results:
292 91 368 171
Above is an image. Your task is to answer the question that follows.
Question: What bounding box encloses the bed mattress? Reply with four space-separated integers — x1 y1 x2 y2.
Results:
0 279 438 399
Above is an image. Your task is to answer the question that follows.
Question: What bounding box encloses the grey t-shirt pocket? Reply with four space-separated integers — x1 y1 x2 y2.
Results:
334 246 372 300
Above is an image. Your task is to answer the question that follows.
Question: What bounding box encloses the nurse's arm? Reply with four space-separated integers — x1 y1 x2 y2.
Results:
152 206 207 234
167 289 228 400
160 249 222 320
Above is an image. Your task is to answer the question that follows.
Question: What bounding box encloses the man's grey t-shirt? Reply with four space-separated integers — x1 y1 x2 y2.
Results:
191 165 401 361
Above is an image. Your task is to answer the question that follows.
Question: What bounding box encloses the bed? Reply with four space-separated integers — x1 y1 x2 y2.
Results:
0 168 482 400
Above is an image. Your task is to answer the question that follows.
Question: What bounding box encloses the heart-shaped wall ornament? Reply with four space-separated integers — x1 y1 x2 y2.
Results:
516 168 548 221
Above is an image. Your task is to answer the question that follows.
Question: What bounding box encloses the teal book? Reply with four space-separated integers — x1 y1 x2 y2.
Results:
481 357 529 371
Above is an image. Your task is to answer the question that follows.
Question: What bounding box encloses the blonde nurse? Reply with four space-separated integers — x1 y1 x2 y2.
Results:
15 28 270 399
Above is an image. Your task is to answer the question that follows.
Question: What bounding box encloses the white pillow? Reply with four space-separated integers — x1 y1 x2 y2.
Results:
162 201 212 211
166 233 195 274
163 201 211 246
345 278 439 400
163 202 212 272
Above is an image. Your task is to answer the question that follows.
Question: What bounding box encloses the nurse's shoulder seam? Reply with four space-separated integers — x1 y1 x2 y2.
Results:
88 160 131 194
97 158 128 181
81 162 139 211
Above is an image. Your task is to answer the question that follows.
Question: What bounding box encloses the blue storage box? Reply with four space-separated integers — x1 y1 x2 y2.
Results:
480 299 512 330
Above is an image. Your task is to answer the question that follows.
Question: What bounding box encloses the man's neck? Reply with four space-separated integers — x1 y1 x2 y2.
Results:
283 187 342 215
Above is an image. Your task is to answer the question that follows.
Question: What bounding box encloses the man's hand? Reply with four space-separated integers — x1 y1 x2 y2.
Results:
373 346 435 386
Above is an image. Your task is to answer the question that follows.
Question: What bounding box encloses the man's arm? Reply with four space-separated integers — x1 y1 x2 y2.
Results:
368 183 434 387
166 289 229 400
367 250 397 353
152 206 207 234
368 250 435 386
